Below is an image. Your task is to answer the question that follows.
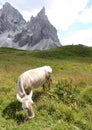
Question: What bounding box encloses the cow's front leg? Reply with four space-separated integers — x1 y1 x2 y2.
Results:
42 84 45 91
47 77 52 90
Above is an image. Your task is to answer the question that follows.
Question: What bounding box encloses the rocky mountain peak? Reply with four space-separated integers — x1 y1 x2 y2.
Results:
27 7 61 47
37 6 49 22
0 3 61 50
0 2 26 32
3 2 12 9
40 6 45 14
30 6 48 24
37 6 46 18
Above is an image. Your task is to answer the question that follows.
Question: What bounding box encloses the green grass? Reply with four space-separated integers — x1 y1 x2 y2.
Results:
0 45 92 130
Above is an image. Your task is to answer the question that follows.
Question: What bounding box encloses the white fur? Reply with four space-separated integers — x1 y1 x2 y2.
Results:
16 66 52 119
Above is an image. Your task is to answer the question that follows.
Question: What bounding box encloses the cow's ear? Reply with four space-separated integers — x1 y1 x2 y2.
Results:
28 90 34 104
17 94 23 103
29 90 33 98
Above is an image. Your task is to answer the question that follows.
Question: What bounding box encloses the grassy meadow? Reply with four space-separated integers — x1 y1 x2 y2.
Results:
0 45 92 130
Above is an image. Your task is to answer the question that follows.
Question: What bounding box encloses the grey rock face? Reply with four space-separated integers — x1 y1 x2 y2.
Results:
27 7 61 47
0 2 26 32
0 3 61 50
13 29 33 47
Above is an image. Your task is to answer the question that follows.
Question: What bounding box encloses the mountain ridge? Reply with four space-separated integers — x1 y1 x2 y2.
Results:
0 2 61 50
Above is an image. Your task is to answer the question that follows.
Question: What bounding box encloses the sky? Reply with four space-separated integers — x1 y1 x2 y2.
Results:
0 0 92 47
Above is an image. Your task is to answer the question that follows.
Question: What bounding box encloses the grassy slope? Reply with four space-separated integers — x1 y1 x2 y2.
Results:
0 45 92 130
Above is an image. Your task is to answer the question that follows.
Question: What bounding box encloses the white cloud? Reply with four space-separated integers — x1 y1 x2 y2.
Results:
78 6 92 24
61 28 92 46
46 0 88 30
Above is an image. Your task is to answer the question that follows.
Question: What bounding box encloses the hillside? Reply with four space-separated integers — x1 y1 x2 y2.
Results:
30 44 92 60
0 45 92 130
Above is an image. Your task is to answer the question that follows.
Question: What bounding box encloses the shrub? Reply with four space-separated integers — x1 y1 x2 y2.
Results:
54 79 77 104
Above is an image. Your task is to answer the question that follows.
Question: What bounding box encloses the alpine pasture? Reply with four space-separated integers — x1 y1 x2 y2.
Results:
0 45 92 130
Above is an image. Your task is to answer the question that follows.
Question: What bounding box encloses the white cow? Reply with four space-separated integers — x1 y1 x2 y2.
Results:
16 66 52 119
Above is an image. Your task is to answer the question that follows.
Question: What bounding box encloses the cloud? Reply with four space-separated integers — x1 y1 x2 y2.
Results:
46 0 88 30
78 6 92 24
61 27 92 46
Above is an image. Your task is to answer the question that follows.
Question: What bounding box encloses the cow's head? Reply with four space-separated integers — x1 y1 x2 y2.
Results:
44 66 52 74
17 91 35 119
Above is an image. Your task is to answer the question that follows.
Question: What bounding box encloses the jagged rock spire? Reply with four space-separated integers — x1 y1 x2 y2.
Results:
27 7 61 47
3 2 12 7
38 6 45 16
0 2 26 32
0 3 61 50
37 6 48 21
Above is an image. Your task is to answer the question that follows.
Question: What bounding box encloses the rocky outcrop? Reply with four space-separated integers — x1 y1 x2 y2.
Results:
0 2 61 50
27 7 61 47
13 29 33 48
0 2 26 33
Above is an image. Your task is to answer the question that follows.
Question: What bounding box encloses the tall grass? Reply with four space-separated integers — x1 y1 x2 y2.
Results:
0 45 92 130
